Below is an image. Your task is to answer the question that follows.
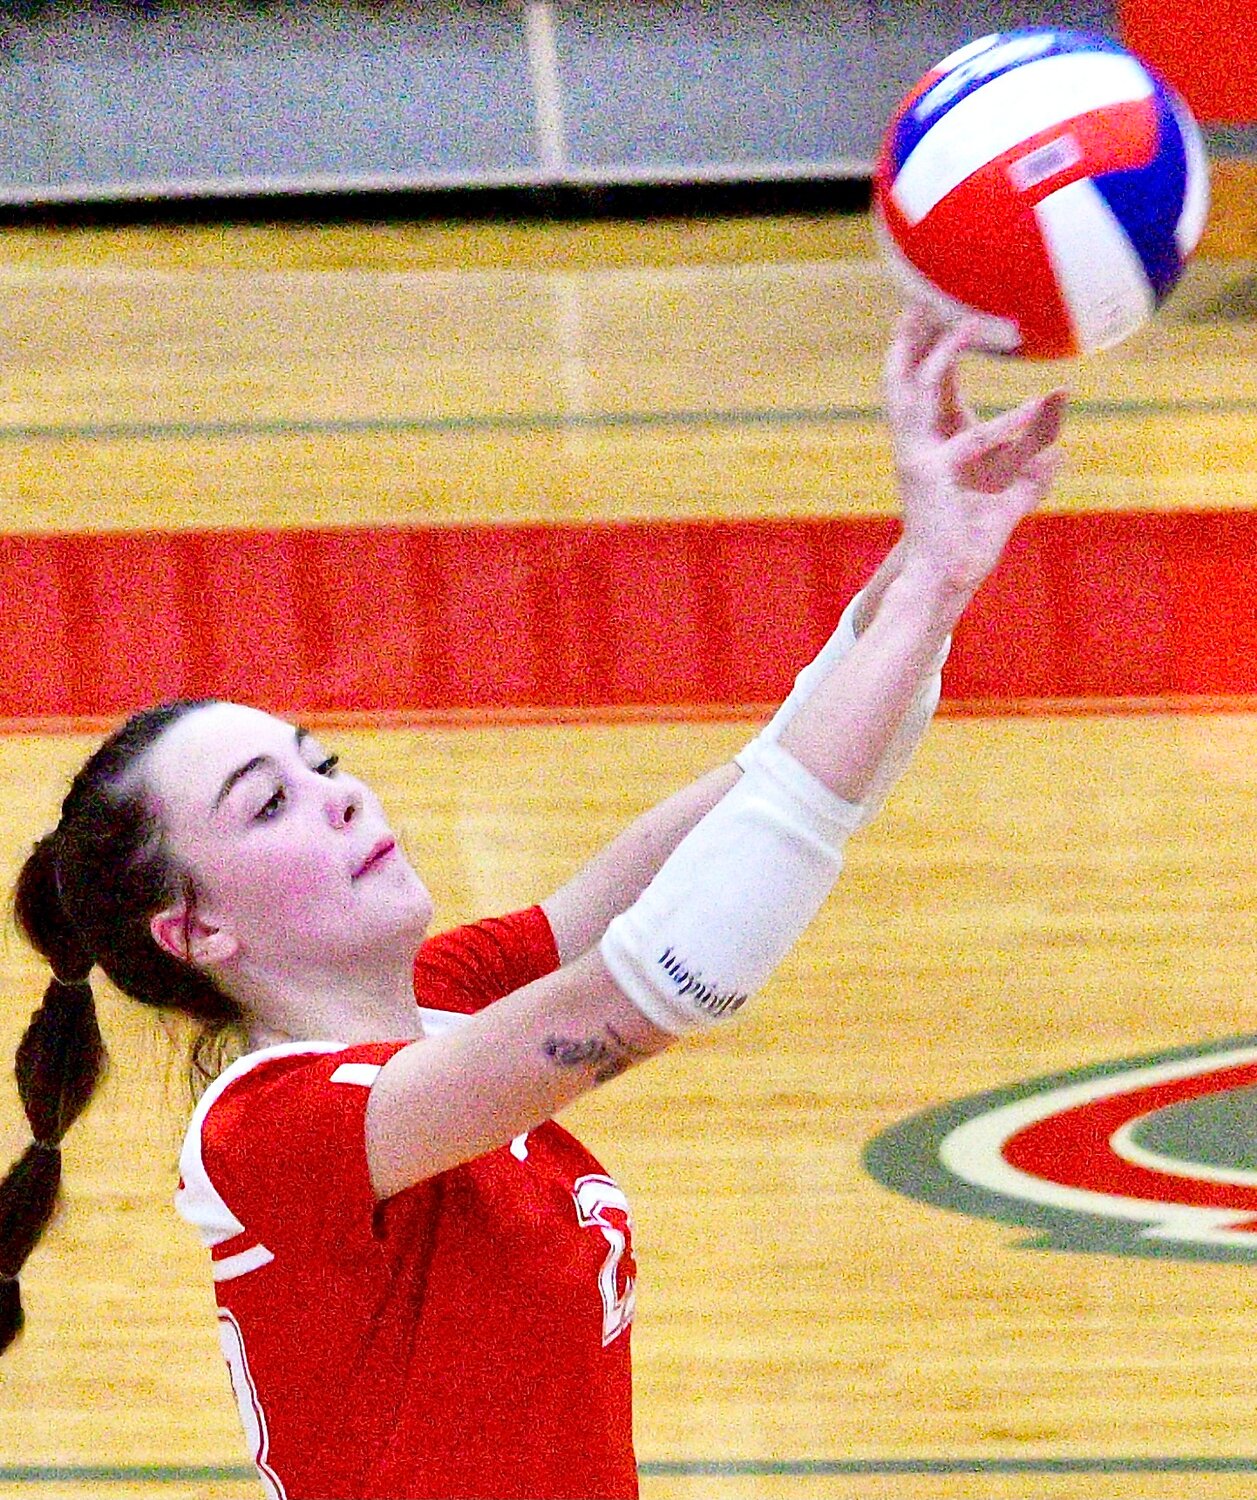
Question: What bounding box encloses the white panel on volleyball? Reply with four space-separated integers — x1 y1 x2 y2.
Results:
1171 90 1211 258
1036 178 1155 353
892 51 1154 227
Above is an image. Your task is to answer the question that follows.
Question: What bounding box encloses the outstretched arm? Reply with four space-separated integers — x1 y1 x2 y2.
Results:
366 307 1067 1198
780 307 1066 800
541 310 1064 961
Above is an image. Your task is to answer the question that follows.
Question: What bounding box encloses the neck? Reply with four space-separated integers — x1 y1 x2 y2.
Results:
233 947 427 1052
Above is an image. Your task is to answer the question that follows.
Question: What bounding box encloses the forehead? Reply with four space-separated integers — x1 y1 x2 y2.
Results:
142 703 302 808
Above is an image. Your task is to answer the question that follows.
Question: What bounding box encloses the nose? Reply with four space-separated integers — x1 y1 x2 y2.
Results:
324 778 361 829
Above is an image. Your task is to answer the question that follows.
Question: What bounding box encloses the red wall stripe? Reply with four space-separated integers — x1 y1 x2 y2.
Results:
1119 0 1257 125
0 512 1251 732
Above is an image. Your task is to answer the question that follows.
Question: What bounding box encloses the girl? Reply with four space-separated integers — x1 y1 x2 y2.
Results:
0 309 1065 1499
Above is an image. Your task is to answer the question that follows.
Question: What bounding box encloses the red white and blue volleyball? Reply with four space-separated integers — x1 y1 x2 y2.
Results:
873 29 1210 360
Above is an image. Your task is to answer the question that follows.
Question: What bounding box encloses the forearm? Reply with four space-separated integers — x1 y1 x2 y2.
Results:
850 536 909 636
596 562 968 1039
778 556 968 804
541 761 741 964
368 950 671 1197
745 534 944 755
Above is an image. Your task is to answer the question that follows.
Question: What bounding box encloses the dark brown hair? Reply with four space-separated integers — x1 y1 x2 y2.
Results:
1 699 248 1355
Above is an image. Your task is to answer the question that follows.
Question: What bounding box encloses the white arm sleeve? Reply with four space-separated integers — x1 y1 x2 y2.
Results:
600 739 864 1034
735 588 951 828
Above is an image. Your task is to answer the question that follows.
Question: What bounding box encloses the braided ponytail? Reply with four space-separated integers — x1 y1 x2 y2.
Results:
2 836 107 1354
2 699 244 1355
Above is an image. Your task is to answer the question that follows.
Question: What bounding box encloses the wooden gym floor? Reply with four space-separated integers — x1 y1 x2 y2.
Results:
0 173 1255 1499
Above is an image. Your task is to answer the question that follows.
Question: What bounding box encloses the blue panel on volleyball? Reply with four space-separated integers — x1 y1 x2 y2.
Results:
1093 86 1192 304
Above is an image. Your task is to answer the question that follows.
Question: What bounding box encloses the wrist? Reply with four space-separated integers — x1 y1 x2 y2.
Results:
887 551 974 629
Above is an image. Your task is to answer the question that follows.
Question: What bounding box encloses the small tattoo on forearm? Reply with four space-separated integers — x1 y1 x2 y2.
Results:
543 1025 648 1085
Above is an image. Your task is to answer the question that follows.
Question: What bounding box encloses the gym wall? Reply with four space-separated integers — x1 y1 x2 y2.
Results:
0 1 1124 206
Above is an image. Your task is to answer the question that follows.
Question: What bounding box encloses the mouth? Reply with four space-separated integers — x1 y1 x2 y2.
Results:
352 837 397 879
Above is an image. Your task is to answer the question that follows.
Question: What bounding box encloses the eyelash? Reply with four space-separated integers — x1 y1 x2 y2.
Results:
253 754 341 822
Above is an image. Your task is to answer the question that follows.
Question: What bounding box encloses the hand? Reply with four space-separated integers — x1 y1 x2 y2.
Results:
884 304 1068 594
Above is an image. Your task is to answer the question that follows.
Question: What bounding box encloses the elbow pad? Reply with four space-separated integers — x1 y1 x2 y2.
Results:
600 739 864 1034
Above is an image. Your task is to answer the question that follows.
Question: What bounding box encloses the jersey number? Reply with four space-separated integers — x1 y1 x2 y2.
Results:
573 1174 636 1346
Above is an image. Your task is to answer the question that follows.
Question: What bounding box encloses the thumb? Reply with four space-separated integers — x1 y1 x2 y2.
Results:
1005 447 1066 518
949 390 1068 467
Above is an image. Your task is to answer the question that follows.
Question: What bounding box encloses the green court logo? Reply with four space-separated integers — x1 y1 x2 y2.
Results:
864 1037 1257 1262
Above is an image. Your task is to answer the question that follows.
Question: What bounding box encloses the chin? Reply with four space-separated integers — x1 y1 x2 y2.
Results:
353 863 434 952
399 880 436 943
407 897 435 945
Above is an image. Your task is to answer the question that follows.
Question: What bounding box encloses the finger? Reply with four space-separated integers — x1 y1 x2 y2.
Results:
908 300 952 363
884 301 937 391
914 316 982 405
1005 447 1066 515
938 362 975 439
1027 388 1069 451
1002 390 1070 475
1028 446 1066 489
951 389 1067 465
957 444 1064 520
951 392 1068 495
957 441 1024 493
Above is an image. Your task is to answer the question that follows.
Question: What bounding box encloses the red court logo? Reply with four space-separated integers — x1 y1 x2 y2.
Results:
863 1038 1257 1261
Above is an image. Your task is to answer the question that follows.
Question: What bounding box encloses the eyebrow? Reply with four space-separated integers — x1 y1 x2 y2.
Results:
213 725 311 811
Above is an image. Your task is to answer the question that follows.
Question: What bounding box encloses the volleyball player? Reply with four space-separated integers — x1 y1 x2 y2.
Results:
0 307 1065 1499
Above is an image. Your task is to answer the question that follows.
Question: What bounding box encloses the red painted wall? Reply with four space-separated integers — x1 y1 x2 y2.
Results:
1119 0 1257 125
2 512 1254 731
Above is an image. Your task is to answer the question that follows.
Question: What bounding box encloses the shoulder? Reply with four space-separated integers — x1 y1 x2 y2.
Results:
412 905 560 1016
176 1040 408 1256
190 1039 405 1155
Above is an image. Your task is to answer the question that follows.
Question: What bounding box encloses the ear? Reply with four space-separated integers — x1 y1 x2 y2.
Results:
150 901 239 968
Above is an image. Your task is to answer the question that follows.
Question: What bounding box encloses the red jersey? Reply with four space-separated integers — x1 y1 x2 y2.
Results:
175 907 637 1500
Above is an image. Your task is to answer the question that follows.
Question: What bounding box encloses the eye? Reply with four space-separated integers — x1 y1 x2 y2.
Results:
249 755 339 823
254 785 285 823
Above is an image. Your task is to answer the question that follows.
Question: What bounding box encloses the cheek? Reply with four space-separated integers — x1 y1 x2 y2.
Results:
217 843 347 932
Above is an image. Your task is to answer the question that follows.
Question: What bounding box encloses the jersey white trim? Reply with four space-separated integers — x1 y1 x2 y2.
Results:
175 1019 471 1274
330 1062 383 1087
175 1040 347 1273
213 1244 277 1282
415 1005 473 1037
219 1308 288 1500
